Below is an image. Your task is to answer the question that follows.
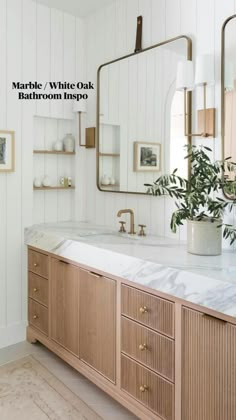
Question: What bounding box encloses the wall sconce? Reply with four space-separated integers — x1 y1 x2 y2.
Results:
176 55 216 138
73 99 95 148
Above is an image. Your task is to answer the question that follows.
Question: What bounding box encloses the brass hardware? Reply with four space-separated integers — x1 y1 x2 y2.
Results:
78 112 95 148
139 385 149 392
139 306 148 314
139 343 148 351
117 209 136 234
90 271 102 278
119 221 126 233
33 288 38 293
135 15 143 53
33 263 38 267
221 14 236 199
138 224 146 236
59 260 69 265
97 35 192 194
33 315 38 320
183 84 215 138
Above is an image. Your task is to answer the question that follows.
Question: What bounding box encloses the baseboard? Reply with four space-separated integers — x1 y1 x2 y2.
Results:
0 321 27 349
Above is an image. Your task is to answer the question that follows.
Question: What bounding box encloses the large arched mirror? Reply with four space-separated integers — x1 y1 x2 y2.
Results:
96 36 192 194
222 15 236 198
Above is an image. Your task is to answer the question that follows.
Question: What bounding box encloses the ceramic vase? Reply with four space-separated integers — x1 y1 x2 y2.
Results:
63 133 75 152
187 219 222 256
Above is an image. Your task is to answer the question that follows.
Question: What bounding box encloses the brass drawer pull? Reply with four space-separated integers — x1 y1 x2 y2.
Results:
139 385 149 392
139 343 148 351
33 315 38 320
139 306 148 314
33 263 39 267
33 288 38 293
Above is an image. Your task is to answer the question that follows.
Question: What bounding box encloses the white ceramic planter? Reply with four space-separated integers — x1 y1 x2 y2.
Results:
187 219 222 256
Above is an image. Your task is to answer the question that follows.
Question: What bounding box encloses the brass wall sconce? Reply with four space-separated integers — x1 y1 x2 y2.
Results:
73 100 95 148
176 55 216 138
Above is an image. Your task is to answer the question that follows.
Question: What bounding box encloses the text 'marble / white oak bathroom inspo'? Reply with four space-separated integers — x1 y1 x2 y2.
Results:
0 0 236 419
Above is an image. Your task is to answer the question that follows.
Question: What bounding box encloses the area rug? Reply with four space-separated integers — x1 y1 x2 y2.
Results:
0 356 101 420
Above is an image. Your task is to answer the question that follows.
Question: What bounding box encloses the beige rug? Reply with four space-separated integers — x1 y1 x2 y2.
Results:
0 356 101 420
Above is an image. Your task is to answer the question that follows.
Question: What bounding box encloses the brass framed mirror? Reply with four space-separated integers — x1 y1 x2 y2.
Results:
96 35 192 194
222 14 236 199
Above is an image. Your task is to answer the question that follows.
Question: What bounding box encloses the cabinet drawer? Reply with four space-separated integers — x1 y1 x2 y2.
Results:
28 249 49 278
121 355 174 420
121 285 174 338
29 272 48 307
121 317 175 382
29 299 48 336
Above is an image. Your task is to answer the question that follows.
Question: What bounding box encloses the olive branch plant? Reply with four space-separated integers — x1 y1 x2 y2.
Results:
145 145 236 246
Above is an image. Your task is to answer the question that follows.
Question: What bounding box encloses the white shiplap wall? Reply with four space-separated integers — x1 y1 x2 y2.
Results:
0 0 85 349
80 0 236 247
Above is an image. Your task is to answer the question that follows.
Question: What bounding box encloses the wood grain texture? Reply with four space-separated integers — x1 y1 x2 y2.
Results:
121 285 174 338
28 249 49 279
28 298 48 336
50 258 79 356
79 269 116 383
121 316 175 382
182 307 236 420
121 354 174 420
28 272 48 307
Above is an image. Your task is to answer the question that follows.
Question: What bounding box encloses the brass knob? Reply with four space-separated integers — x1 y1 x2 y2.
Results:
138 224 146 236
33 315 38 320
119 221 126 233
139 385 149 392
139 343 147 351
33 288 38 293
33 263 38 267
139 306 148 314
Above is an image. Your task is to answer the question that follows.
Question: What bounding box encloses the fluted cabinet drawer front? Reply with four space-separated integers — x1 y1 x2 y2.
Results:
121 355 174 420
29 272 48 307
28 249 49 278
121 317 175 382
29 299 48 336
121 285 174 338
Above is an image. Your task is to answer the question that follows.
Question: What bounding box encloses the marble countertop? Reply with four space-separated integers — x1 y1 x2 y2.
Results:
25 221 236 317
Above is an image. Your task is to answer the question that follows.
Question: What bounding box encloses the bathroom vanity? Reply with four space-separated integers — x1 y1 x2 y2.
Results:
26 222 236 420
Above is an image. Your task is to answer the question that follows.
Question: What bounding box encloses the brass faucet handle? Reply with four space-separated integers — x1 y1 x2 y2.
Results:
119 221 126 233
138 224 146 236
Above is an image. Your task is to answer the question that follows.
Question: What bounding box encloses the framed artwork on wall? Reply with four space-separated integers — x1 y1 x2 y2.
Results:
0 130 15 172
134 141 161 172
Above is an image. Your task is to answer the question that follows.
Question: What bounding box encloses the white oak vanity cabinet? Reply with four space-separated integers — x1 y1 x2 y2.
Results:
27 246 236 420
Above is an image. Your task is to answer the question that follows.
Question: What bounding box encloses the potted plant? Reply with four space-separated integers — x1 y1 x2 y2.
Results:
145 145 236 256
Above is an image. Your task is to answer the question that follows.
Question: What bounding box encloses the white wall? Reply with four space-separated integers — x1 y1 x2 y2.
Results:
0 0 85 349
81 0 236 248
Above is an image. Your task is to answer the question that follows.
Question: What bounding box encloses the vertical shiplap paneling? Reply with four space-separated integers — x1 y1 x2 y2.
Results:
6 0 22 325
165 0 181 39
21 0 36 321
151 0 166 44
50 8 64 119
0 0 7 329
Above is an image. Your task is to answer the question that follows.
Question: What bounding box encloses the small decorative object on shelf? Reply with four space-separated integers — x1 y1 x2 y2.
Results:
63 133 75 152
53 140 63 151
34 177 42 188
42 175 52 188
101 174 110 185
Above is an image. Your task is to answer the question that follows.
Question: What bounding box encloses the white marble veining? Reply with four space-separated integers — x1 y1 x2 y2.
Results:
25 222 236 317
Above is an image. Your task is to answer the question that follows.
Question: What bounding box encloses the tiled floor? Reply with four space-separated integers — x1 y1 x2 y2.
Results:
0 341 138 420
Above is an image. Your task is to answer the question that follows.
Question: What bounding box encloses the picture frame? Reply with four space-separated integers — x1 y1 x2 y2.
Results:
134 141 161 172
0 130 15 172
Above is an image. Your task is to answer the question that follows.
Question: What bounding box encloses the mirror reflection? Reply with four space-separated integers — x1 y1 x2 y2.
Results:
223 15 236 198
97 37 191 194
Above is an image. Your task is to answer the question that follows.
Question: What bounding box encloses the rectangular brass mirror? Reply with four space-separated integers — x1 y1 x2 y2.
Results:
222 14 236 199
96 36 192 194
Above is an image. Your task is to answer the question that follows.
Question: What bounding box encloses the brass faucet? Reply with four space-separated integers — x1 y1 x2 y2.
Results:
117 209 136 235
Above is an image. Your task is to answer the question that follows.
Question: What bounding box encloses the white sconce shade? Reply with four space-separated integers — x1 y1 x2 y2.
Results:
225 62 234 92
176 60 194 91
195 54 214 86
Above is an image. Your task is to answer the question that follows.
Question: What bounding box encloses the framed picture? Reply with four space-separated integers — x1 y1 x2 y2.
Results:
0 130 15 172
134 141 161 172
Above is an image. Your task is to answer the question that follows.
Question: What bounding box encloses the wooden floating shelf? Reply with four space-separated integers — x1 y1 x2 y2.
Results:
99 153 120 157
34 186 75 191
100 184 120 189
34 150 75 155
